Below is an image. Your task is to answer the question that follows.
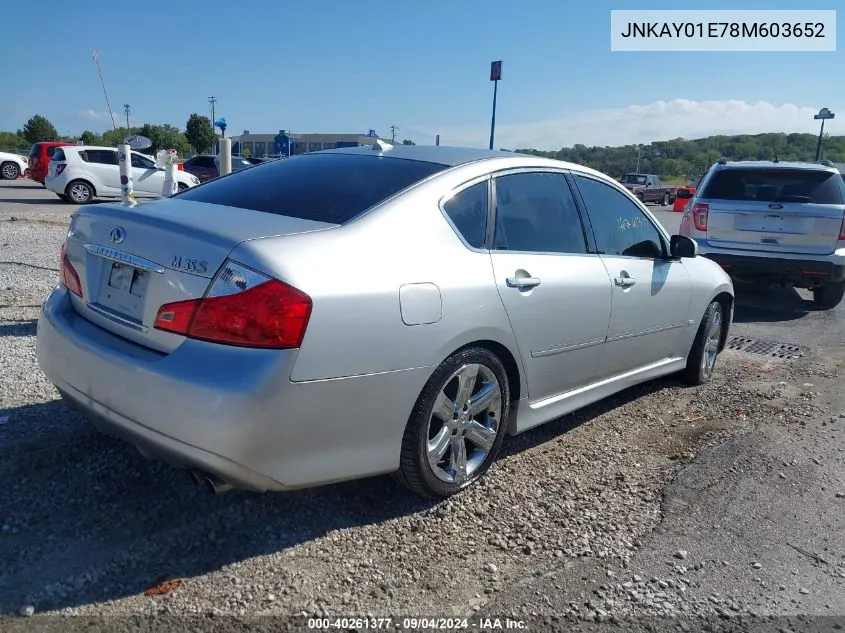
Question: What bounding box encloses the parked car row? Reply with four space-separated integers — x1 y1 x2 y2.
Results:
45 145 200 204
180 154 257 182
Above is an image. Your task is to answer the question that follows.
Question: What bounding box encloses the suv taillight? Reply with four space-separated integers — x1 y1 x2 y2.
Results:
839 211 845 241
692 203 709 232
59 245 83 297
154 260 312 349
55 164 66 176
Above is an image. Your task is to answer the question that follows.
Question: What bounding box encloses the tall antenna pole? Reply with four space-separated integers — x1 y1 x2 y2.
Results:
92 49 117 131
208 96 217 127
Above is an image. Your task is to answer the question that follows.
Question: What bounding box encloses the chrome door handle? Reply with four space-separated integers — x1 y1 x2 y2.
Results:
614 277 636 287
506 276 541 289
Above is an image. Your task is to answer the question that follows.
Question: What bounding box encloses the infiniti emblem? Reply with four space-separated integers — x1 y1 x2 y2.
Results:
109 226 126 244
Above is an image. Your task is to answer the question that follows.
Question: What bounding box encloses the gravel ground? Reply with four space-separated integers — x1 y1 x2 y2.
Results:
1 181 842 632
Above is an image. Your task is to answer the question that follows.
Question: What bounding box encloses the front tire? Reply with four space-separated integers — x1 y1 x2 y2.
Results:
681 300 724 386
65 180 94 204
1 162 21 180
813 281 845 309
395 347 511 499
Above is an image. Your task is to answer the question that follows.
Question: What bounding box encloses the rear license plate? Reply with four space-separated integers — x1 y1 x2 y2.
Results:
98 262 149 318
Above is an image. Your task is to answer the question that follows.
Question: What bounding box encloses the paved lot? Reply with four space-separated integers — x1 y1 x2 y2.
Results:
1 180 843 631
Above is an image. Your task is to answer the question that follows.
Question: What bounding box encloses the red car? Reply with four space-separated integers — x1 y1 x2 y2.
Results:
28 142 74 184
673 186 696 212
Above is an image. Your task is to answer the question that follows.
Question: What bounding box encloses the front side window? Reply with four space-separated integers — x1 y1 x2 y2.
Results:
493 172 587 254
442 181 488 249
573 174 665 259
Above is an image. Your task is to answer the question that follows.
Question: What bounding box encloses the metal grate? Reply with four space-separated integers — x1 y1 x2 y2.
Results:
726 335 804 360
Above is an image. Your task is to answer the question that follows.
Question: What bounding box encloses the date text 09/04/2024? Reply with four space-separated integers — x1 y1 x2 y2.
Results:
306 617 527 630
620 21 826 39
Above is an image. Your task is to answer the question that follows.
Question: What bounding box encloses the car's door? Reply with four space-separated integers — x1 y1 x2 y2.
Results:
489 170 613 403
131 152 163 196
571 173 692 378
82 149 120 195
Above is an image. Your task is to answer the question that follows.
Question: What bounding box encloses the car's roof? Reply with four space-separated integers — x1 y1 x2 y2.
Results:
316 144 538 167
712 160 838 173
65 145 146 152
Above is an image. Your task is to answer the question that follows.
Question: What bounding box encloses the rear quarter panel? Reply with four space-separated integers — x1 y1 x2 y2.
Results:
226 161 528 389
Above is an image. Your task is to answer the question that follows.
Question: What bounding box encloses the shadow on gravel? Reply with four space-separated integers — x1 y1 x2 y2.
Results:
502 374 684 457
0 372 687 614
0 319 37 337
731 280 813 323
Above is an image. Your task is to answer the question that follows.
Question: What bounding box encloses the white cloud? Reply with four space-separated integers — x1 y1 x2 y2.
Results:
77 109 138 128
413 99 830 149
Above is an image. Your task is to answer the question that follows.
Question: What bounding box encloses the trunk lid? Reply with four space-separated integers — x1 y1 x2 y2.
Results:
700 167 845 256
64 198 337 352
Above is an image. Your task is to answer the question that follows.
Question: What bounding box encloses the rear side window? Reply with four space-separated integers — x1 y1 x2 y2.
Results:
177 153 449 224
82 150 118 165
443 181 488 249
700 168 845 205
52 149 66 162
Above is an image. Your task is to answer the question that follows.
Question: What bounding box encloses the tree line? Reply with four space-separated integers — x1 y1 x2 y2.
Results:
515 133 845 179
0 114 220 157
3 115 843 177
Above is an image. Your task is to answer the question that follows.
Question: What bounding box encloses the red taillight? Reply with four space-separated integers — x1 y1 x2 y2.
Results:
59 245 83 298
55 164 66 176
838 211 845 241
154 261 312 349
177 163 184 171
692 203 709 232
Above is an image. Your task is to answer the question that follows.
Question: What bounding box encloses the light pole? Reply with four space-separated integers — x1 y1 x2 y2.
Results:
814 107 835 161
488 60 502 150
123 104 130 131
635 144 642 172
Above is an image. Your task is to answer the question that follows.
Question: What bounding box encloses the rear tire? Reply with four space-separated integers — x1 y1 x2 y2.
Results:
395 347 510 499
636 193 645 203
813 281 845 309
662 192 671 206
1 161 21 180
681 300 724 386
55 193 69 202
177 183 188 192
65 180 94 204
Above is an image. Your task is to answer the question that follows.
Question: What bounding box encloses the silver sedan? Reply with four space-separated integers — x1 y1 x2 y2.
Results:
37 145 734 499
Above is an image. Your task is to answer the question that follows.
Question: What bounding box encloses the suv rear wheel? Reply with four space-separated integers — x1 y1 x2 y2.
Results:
812 281 845 309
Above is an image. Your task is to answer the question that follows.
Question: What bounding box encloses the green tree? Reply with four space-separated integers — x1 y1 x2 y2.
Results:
80 130 102 145
402 139 415 145
137 123 191 156
0 130 27 151
241 144 252 158
185 114 217 154
22 115 58 144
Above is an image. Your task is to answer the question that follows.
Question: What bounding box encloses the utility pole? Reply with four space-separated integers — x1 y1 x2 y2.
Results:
123 104 130 131
208 96 217 153
389 125 397 142
208 96 217 128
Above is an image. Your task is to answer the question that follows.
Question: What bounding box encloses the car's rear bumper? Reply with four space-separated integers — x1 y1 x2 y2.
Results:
37 287 433 492
694 242 845 286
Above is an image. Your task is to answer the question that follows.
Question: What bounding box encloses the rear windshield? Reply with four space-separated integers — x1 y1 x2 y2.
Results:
29 144 39 157
699 168 845 205
177 153 449 224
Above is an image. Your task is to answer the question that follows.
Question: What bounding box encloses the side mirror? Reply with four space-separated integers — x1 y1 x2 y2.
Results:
670 235 697 258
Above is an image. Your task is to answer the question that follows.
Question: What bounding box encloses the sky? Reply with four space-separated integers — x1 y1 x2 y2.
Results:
1 0 842 150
